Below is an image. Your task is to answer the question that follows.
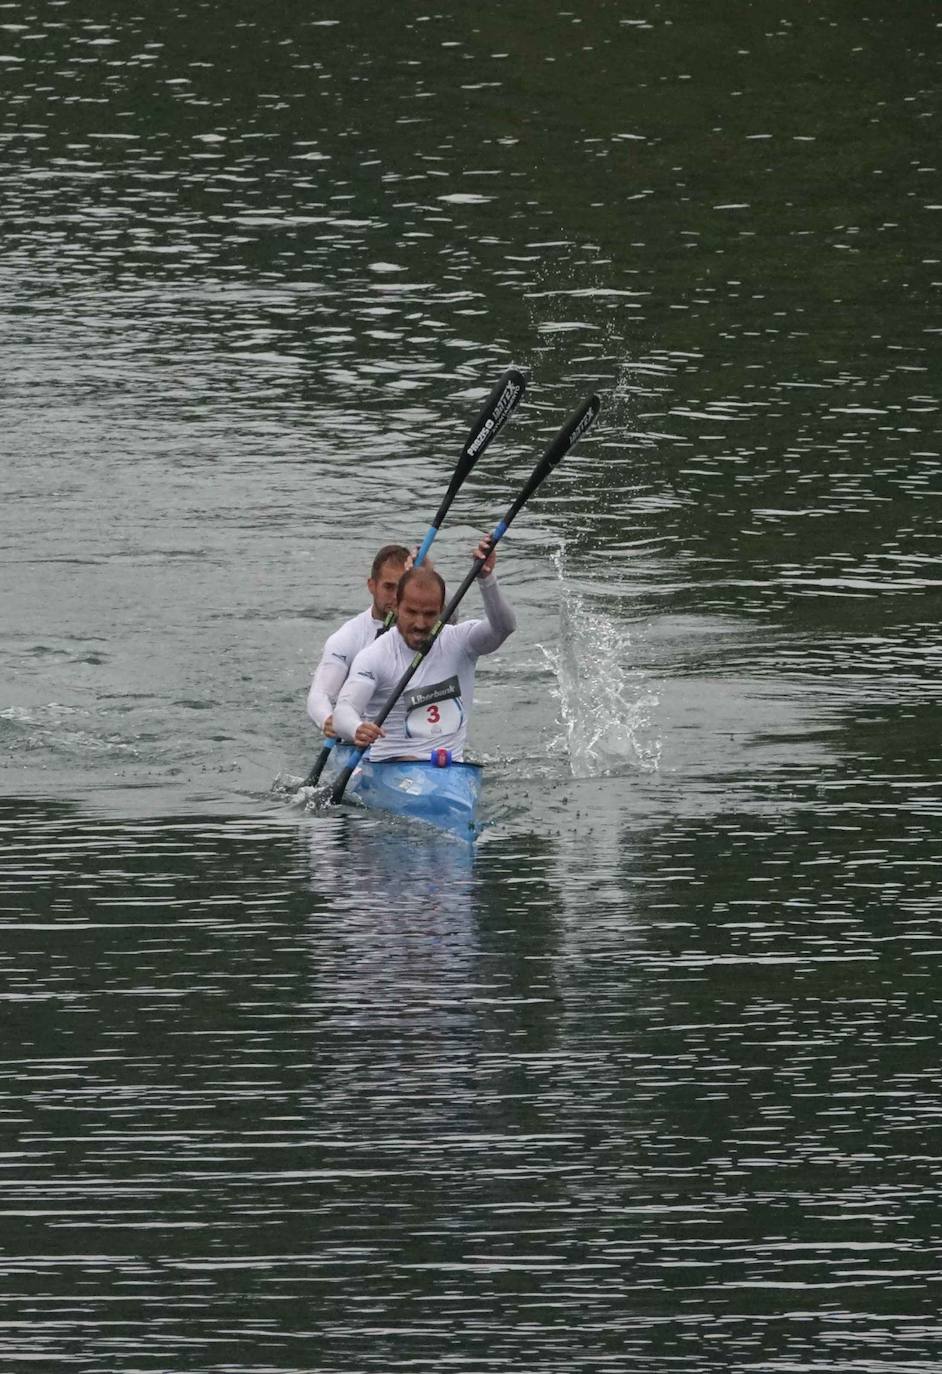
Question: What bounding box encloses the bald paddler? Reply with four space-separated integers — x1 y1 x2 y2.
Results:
306 543 410 738
332 540 515 761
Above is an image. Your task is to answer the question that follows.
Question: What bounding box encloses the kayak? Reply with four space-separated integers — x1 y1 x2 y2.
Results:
323 743 482 843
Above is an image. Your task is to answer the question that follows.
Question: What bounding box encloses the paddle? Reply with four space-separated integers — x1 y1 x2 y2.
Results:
329 391 602 804
301 368 526 788
413 367 526 569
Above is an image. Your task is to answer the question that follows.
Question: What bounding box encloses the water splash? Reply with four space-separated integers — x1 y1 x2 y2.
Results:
545 549 661 779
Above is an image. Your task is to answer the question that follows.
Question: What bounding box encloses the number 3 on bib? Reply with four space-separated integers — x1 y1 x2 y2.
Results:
406 696 462 738
404 676 464 739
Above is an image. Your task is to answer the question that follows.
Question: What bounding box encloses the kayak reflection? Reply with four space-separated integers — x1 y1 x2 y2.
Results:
304 819 478 1022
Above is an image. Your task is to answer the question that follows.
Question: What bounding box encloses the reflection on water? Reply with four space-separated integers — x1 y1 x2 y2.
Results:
2 793 941 1369
305 819 478 1040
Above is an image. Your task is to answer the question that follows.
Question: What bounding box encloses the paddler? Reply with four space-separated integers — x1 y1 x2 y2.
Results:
332 539 515 761
306 543 411 739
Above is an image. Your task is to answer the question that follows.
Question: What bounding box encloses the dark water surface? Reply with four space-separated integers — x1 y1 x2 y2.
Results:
2 1 940 1369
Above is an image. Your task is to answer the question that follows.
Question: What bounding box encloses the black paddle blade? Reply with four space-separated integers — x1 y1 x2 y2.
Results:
432 368 526 522
301 743 333 789
462 367 527 466
330 759 357 804
499 393 601 532
419 369 526 557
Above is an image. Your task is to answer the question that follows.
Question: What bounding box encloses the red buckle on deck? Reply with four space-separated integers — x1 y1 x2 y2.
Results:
432 748 451 768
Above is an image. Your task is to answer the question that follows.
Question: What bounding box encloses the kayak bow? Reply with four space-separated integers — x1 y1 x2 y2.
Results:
322 743 481 843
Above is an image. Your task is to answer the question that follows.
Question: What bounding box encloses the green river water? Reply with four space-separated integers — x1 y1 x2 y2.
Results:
1 2 940 1369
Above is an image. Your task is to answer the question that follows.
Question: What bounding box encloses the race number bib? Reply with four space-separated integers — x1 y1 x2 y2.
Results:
403 676 463 739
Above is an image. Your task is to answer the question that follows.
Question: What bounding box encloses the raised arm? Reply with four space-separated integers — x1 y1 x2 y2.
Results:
466 539 516 656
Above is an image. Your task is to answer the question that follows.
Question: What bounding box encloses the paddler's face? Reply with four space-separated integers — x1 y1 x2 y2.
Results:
397 582 444 650
368 560 406 619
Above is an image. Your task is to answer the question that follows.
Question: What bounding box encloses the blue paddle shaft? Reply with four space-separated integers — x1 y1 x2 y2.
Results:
414 526 436 567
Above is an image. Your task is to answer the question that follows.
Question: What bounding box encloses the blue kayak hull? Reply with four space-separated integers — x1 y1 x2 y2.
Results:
325 744 481 843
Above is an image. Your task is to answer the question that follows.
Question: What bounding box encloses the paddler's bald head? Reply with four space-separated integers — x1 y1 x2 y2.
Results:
397 566 445 610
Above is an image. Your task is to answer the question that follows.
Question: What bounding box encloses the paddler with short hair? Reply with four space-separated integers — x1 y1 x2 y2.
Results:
332 539 515 761
306 543 411 738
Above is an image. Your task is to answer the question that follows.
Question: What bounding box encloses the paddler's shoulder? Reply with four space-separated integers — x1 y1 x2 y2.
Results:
348 625 398 674
436 617 481 650
324 606 374 645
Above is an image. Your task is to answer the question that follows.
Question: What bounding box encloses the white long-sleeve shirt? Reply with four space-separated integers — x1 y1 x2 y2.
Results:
332 574 516 762
306 607 385 730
